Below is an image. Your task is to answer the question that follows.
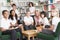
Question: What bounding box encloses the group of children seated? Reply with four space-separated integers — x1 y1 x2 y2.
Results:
0 3 60 40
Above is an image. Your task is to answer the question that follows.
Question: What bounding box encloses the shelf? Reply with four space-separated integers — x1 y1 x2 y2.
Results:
48 2 60 5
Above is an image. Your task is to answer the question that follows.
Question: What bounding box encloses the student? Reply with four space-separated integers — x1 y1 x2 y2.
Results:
0 10 22 40
40 11 50 26
28 2 35 17
11 4 20 18
9 10 18 27
24 11 34 30
34 10 42 26
38 11 60 35
51 7 60 32
52 14 60 32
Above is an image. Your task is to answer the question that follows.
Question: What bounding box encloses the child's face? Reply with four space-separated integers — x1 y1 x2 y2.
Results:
35 11 40 16
12 11 15 16
41 14 44 18
3 11 9 18
13 6 16 10
26 12 30 16
30 3 33 7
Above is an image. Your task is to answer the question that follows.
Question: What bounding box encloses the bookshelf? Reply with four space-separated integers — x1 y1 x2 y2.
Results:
0 0 49 18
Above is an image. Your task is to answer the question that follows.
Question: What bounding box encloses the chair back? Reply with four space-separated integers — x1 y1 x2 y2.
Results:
54 22 60 37
0 28 2 38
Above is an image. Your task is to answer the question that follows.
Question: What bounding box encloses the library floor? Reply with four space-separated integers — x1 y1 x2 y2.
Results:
22 38 43 40
17 36 59 40
17 37 43 40
23 33 60 40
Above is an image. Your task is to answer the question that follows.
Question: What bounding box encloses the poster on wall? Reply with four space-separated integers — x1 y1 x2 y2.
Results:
50 0 53 3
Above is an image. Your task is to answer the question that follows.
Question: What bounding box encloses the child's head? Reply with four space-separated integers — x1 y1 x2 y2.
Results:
41 11 46 18
2 10 9 19
12 4 16 10
26 11 31 17
10 10 15 16
28 2 34 7
35 10 40 17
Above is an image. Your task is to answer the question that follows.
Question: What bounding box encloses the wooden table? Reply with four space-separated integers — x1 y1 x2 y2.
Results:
22 30 38 40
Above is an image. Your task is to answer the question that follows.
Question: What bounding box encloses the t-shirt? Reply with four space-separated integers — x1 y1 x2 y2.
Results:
42 17 50 26
24 16 33 25
52 17 60 32
29 7 35 15
9 17 16 25
1 18 10 29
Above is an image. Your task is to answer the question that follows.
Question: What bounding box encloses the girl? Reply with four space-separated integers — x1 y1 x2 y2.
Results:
9 10 18 27
28 2 35 17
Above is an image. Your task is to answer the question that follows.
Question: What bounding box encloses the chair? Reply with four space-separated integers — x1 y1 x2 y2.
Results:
0 31 2 40
0 28 22 40
37 22 60 40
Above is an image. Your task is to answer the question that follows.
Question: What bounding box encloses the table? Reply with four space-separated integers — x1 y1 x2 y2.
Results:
22 30 38 40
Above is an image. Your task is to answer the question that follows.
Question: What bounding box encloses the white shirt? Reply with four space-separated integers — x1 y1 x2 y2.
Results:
10 17 16 25
52 17 60 32
42 17 50 26
1 18 10 29
24 16 33 25
29 7 35 15
59 18 60 20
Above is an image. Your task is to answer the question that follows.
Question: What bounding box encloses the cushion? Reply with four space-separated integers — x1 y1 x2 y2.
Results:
0 31 2 38
1 35 10 40
37 33 55 40
54 22 60 37
1 32 20 40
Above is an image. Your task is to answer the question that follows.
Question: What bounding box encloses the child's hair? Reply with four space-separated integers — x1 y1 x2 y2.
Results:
28 2 34 7
11 4 16 7
40 11 46 17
